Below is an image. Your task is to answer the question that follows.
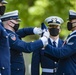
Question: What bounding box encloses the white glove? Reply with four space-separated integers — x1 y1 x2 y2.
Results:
40 36 48 47
43 30 50 38
33 27 42 35
40 31 50 46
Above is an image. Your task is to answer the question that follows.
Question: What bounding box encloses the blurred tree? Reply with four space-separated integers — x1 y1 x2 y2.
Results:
6 0 74 40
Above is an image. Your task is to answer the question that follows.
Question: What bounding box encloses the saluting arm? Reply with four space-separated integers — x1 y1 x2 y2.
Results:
16 27 34 38
44 37 76 59
11 39 43 53
10 31 49 53
16 27 42 38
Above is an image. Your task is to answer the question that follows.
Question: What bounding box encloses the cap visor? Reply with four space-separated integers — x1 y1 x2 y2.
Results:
48 23 60 26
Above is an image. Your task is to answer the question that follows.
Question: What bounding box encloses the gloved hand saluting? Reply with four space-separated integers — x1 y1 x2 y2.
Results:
40 23 50 47
33 27 42 35
43 30 50 39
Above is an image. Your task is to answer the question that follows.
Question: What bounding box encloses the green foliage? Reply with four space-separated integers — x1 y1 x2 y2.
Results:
6 0 74 40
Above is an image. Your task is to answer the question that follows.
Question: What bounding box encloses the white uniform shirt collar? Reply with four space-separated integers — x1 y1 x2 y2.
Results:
50 38 59 47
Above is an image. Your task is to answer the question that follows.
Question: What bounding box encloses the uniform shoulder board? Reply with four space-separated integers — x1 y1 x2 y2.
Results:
8 33 16 41
66 35 76 45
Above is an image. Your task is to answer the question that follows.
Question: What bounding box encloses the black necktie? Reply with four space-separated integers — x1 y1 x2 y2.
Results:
53 41 56 47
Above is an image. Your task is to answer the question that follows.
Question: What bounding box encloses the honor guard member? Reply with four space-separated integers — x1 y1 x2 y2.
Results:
31 16 64 75
0 0 11 75
44 10 76 75
1 10 50 75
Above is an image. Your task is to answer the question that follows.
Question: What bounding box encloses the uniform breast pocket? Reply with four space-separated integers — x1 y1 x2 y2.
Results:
11 62 25 70
11 63 25 75
0 30 9 46
1 29 8 39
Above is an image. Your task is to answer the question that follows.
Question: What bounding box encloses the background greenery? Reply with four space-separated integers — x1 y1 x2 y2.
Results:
6 0 76 75
6 0 76 40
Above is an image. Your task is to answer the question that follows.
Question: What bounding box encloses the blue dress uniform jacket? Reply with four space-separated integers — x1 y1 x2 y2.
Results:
6 28 43 75
16 27 35 38
31 38 63 75
0 22 10 75
44 31 76 75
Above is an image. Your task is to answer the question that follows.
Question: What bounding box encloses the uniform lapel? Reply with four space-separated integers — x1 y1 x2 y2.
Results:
48 38 52 45
58 39 62 47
